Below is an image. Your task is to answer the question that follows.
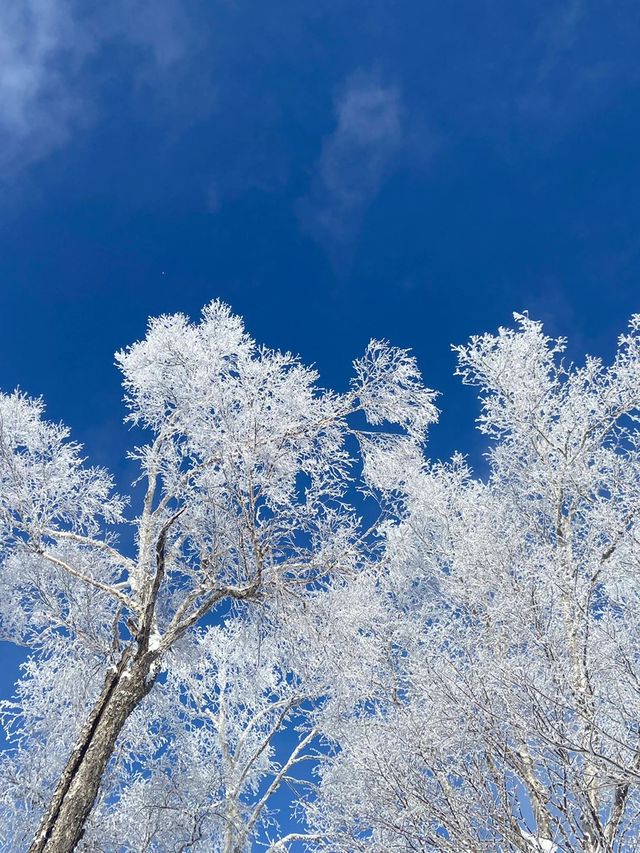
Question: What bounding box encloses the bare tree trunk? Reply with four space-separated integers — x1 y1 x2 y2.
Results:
28 647 156 853
222 796 243 853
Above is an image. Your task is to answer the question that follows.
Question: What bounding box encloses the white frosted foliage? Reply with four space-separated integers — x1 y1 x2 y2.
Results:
1 304 639 851
0 300 436 852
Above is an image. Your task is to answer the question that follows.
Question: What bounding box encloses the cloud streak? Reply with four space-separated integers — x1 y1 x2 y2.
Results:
0 0 90 174
0 0 198 179
299 72 405 249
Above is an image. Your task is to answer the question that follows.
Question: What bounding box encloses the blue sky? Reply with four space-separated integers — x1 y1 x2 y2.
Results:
0 0 639 828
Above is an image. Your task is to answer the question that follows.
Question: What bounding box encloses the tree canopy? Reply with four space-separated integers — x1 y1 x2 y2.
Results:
1 303 639 852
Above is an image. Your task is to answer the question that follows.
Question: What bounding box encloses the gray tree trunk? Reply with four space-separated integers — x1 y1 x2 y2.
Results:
27 647 156 853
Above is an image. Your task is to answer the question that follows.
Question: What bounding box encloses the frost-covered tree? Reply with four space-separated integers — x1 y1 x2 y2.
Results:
3 305 640 853
0 301 436 853
306 315 640 852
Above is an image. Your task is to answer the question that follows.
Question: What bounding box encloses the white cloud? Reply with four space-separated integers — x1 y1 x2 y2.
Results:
299 72 404 247
319 75 402 209
0 0 198 179
514 0 624 133
0 0 90 174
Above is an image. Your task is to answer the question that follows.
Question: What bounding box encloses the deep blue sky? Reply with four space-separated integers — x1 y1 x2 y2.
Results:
1 0 639 814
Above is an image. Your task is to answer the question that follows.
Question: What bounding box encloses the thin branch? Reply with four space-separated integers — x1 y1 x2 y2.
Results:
38 549 137 612
246 727 319 838
138 506 186 650
268 832 325 851
42 528 136 572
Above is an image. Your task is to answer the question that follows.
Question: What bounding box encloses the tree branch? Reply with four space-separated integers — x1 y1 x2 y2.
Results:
38 549 137 612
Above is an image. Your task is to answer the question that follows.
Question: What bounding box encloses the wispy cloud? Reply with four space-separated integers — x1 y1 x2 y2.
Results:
0 0 198 179
0 0 90 174
513 0 632 134
298 72 405 250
